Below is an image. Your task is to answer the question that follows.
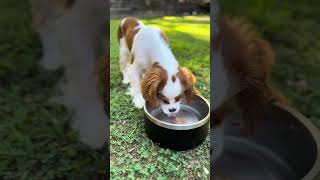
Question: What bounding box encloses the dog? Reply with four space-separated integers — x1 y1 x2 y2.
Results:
30 0 108 149
212 17 286 132
117 17 198 116
211 17 286 164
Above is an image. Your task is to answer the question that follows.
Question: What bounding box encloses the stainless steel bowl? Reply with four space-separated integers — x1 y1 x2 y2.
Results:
144 95 210 150
212 103 320 180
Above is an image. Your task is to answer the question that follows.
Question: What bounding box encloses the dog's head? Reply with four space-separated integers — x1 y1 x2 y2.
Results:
141 63 198 116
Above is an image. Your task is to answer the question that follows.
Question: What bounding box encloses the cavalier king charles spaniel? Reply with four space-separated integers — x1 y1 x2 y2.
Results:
118 17 198 116
212 17 286 132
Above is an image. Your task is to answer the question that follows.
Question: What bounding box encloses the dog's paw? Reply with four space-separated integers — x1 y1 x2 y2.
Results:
133 93 145 109
72 103 108 150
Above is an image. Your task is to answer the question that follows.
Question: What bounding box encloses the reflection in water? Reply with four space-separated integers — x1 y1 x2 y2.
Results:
150 105 201 125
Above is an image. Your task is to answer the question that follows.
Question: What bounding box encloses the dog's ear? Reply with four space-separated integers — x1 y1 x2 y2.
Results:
178 67 199 103
141 63 167 107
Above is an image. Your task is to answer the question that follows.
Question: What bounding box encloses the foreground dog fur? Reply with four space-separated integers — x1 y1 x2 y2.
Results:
212 17 286 132
211 17 286 165
30 0 108 149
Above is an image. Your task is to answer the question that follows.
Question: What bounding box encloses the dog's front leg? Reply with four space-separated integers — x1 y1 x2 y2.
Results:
127 64 145 109
119 39 131 84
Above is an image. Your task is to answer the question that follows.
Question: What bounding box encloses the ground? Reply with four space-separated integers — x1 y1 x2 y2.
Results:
0 1 107 179
110 16 210 178
221 0 320 128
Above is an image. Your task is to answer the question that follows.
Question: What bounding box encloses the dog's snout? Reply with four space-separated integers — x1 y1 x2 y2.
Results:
169 108 176 112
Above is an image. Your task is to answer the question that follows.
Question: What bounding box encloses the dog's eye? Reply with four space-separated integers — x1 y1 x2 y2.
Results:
175 96 181 102
163 100 169 104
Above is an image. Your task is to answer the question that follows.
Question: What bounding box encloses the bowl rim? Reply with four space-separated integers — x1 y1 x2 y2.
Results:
273 103 320 180
144 95 210 130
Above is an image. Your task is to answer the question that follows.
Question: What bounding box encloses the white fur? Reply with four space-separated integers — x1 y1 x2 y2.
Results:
31 0 108 149
161 78 182 114
119 20 182 115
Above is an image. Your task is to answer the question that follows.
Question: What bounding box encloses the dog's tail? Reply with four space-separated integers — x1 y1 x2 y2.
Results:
212 17 286 133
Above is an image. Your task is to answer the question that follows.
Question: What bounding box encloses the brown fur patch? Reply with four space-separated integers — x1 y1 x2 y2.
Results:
129 53 134 64
171 75 176 82
178 67 199 103
212 17 287 133
160 30 169 44
141 63 168 107
174 94 182 102
117 23 123 44
157 93 169 102
117 17 141 51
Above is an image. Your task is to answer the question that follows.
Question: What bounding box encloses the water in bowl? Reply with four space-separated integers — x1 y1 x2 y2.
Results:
150 105 201 125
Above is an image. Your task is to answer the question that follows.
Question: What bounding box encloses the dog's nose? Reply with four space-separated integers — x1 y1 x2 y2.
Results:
169 108 176 112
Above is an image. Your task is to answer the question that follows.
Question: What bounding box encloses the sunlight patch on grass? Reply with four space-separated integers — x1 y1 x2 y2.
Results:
184 16 210 22
163 16 210 22
163 16 177 21
147 21 209 42
173 25 209 41
147 23 209 41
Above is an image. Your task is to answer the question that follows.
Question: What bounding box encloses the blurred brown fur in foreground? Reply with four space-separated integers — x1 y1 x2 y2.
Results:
212 17 286 133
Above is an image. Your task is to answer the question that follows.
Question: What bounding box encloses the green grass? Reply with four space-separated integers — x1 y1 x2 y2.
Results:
221 0 320 128
110 16 210 178
0 1 107 179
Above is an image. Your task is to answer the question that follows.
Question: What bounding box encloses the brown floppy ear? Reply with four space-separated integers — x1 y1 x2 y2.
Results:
178 67 199 103
141 63 167 107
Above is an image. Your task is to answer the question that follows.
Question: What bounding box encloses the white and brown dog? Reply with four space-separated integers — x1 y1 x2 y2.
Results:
118 17 198 116
30 0 108 149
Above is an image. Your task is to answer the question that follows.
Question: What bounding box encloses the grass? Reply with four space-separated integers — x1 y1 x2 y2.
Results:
110 16 210 178
221 0 320 128
0 1 107 179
